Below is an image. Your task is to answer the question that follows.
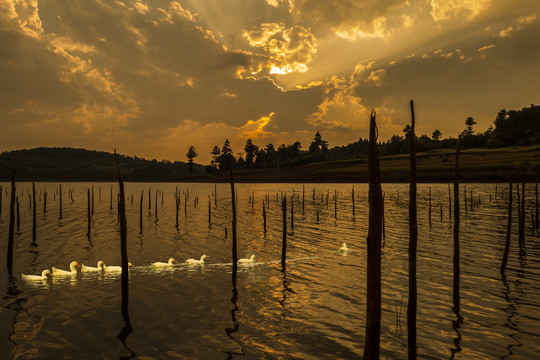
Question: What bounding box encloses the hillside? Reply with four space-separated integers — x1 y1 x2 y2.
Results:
193 145 540 183
0 147 204 181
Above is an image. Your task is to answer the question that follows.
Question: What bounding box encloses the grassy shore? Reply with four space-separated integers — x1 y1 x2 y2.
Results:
189 145 540 183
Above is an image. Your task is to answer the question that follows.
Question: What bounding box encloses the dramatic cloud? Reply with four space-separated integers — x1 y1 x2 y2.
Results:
0 0 539 162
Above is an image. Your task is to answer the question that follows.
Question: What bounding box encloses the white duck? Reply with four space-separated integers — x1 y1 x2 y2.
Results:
103 262 133 272
339 243 349 253
185 255 207 265
52 261 79 276
238 255 256 264
21 270 51 281
81 261 104 272
152 258 177 267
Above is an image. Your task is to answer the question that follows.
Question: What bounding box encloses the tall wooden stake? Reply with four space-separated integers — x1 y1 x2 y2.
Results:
7 172 16 274
364 110 383 360
59 184 63 219
500 180 513 274
263 200 267 234
140 190 144 234
282 195 287 270
230 170 238 276
407 100 418 356
87 189 91 238
32 182 36 243
453 138 461 312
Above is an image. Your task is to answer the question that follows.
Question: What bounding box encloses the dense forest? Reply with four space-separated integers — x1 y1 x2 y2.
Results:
206 104 540 172
0 147 204 181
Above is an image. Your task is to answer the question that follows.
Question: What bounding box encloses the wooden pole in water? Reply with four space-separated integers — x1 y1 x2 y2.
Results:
263 200 267 233
470 189 473 212
516 183 522 247
114 150 130 328
148 188 151 214
453 138 461 312
316 209 319 223
464 185 467 213
312 188 315 204
500 180 513 274
155 189 158 219
291 194 294 231
534 178 540 232
428 186 431 225
520 180 525 246
282 195 287 270
230 170 238 275
0 185 2 218
184 192 187 217
352 185 355 217
16 196 20 232
407 100 418 356
440 203 443 222
7 171 16 274
110 184 113 210
334 189 337 220
382 193 385 238
59 184 62 219
140 190 143 234
208 195 212 224
215 183 217 207
87 188 91 238
43 188 47 214
364 110 383 360
302 183 305 215
32 182 36 243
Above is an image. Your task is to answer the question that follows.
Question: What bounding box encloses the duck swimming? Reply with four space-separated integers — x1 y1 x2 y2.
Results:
81 261 104 272
52 261 79 276
152 258 177 267
22 270 51 281
238 255 256 264
103 262 133 272
185 255 207 265
339 243 349 253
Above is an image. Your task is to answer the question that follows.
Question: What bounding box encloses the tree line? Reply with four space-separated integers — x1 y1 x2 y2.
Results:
196 104 540 172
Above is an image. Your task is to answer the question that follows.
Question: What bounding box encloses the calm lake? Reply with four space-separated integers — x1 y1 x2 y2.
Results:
0 182 539 359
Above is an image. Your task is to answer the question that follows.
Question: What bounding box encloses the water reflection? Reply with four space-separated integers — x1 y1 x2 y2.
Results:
500 274 521 360
2 276 27 358
279 270 295 319
224 273 244 359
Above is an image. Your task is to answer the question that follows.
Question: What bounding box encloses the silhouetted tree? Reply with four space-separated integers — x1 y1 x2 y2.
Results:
432 129 442 141
210 146 220 169
217 139 235 170
244 139 259 169
309 131 327 152
186 146 198 176
464 116 476 136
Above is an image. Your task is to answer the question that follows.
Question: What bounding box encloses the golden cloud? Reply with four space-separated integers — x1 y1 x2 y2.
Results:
241 23 319 76
238 113 275 139
430 0 491 22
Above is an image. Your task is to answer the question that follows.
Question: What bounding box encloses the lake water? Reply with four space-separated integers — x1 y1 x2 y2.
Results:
0 182 539 359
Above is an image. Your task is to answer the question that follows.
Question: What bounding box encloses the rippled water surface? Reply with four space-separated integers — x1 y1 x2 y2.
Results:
0 182 539 359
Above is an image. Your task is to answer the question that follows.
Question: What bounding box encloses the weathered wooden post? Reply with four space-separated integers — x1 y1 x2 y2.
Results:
43 188 47 214
110 184 113 210
230 170 238 275
464 185 467 213
16 196 20 232
263 200 267 233
32 182 36 243
302 183 305 215
282 195 287 270
59 184 63 219
364 110 383 360
520 180 525 246
535 177 538 230
453 138 461 312
155 189 158 220
175 189 180 227
7 172 16 274
500 180 512 274
148 188 151 214
215 183 217 207
428 186 431 225
208 195 211 224
140 191 143 234
334 189 337 220
291 194 294 231
352 185 355 217
407 100 418 357
316 210 319 223
87 189 91 238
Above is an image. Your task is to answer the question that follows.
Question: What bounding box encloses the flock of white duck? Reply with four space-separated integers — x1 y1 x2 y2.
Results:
21 243 351 282
21 253 258 281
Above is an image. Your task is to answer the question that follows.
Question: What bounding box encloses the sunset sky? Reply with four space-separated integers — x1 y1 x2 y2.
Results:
1 0 539 163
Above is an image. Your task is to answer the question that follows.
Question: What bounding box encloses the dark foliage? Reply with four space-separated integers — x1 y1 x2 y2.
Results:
0 147 203 181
